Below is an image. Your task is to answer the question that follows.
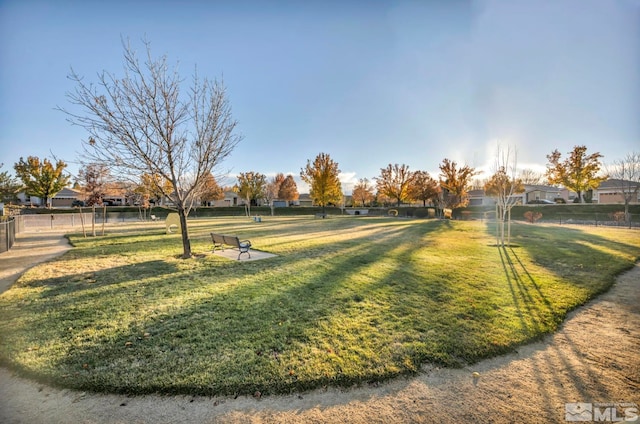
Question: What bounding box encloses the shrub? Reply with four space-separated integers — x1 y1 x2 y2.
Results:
524 211 543 223
610 211 626 223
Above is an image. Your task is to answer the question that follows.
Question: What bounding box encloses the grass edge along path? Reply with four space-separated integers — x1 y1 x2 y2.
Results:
0 217 639 396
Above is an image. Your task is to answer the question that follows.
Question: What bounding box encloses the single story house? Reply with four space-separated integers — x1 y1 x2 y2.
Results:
469 184 576 206
593 179 640 204
51 187 83 207
210 191 240 207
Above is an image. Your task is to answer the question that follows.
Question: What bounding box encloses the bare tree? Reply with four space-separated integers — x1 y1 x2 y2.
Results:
484 145 524 246
77 163 110 206
606 151 640 224
60 40 242 258
519 168 545 185
264 174 282 215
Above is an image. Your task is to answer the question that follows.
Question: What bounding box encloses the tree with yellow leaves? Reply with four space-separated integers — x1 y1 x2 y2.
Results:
300 152 342 215
14 156 70 208
546 145 606 203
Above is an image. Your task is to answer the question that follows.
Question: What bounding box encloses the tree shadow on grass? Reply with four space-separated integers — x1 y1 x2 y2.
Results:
497 246 557 339
10 220 450 396
10 219 636 399
484 222 640 338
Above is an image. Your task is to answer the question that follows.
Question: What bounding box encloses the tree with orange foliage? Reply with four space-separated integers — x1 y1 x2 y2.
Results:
438 159 477 209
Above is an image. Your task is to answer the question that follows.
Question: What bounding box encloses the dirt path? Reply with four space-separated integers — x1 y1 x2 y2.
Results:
0 232 638 423
0 231 72 293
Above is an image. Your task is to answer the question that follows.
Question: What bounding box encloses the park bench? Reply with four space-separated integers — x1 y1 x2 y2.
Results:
210 233 252 260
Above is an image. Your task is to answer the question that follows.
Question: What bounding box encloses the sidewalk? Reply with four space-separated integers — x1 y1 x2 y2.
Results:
0 231 71 294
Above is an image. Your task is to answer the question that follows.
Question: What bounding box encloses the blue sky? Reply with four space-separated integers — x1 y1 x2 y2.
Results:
1 0 638 193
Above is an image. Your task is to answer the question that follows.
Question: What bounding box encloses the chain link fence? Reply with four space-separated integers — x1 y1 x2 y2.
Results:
454 209 640 228
546 213 640 228
20 213 97 230
0 216 23 253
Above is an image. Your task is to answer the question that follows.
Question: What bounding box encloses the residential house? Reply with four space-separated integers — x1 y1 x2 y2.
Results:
471 184 572 206
468 189 493 206
210 191 239 207
593 179 640 204
16 191 42 207
294 193 314 207
523 184 565 203
17 187 83 208
51 187 83 207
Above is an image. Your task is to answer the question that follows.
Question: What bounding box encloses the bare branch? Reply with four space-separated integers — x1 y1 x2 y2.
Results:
58 40 243 258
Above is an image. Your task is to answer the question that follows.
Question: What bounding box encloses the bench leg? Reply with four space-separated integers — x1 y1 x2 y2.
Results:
237 249 251 260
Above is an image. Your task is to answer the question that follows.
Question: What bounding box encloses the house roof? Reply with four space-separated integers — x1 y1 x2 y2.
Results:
523 184 561 192
52 187 82 199
597 179 640 190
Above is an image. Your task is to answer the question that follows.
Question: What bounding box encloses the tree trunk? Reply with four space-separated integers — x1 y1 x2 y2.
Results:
496 204 500 246
178 208 192 259
507 208 511 246
625 201 630 228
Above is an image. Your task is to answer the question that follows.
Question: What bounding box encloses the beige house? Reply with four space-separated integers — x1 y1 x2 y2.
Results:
17 187 82 207
210 191 240 207
51 187 83 207
593 179 640 204
470 185 572 206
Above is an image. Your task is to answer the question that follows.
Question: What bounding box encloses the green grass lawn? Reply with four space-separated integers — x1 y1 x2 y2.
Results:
1 217 639 396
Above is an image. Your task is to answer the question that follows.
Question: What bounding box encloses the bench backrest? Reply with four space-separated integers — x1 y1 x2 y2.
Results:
222 235 241 247
211 233 241 247
210 233 224 245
